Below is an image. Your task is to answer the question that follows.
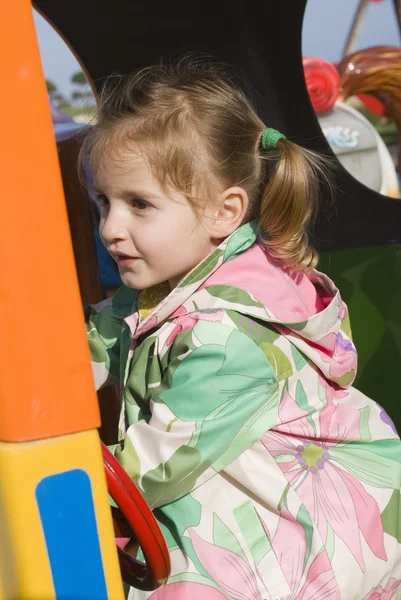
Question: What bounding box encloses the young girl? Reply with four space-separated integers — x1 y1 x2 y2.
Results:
82 58 401 600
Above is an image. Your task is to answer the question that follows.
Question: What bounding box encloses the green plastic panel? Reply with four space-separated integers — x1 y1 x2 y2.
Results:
320 246 401 434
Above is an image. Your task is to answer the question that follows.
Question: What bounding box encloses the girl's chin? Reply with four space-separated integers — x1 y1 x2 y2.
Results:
120 274 142 289
119 271 164 290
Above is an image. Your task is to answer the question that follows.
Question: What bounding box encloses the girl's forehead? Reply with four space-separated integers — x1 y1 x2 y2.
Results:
98 141 148 170
94 147 152 183
93 148 187 205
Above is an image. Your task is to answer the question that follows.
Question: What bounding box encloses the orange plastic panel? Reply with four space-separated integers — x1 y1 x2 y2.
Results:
0 0 100 442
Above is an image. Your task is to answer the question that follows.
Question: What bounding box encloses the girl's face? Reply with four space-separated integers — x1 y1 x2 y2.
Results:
93 148 218 290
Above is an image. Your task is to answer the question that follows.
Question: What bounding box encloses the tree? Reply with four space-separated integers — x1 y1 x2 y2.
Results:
46 79 71 110
46 79 57 94
71 71 88 85
70 70 95 105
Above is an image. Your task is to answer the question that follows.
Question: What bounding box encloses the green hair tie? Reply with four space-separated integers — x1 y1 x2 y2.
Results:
260 127 286 151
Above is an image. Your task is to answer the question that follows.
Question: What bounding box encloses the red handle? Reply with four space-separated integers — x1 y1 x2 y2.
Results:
101 442 170 591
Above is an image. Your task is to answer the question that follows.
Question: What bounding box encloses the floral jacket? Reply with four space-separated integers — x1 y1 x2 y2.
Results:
86 221 401 600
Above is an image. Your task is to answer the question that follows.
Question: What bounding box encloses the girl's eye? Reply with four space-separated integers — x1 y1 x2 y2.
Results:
131 198 151 211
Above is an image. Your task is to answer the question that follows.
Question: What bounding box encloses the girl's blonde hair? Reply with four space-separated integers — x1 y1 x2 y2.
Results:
81 56 331 270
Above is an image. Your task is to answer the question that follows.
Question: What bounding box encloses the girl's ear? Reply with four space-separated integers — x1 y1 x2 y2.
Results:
210 186 249 240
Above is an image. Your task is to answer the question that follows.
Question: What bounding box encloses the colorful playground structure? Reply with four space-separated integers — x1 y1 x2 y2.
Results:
0 1 169 597
303 51 401 199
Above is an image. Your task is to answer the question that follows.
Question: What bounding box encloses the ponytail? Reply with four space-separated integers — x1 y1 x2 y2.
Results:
258 138 331 270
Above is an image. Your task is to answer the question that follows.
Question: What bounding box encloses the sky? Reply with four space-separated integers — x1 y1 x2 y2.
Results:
33 0 401 100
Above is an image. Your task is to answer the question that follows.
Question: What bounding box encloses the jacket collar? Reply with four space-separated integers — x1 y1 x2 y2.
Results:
112 220 258 338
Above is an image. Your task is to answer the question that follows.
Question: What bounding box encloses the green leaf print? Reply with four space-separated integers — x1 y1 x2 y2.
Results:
213 514 248 563
330 442 401 489
182 249 224 286
358 406 371 441
154 493 202 550
180 537 217 584
111 284 138 318
325 523 336 561
340 312 352 339
227 310 280 345
166 417 178 432
160 326 279 473
345 438 401 462
160 328 275 422
147 353 163 388
332 370 356 387
140 445 212 507
206 284 264 309
233 501 272 566
381 489 401 543
213 385 279 471
159 326 198 379
287 320 308 331
87 305 120 347
291 345 308 372
115 436 140 486
295 380 317 436
126 335 159 407
262 343 293 379
297 505 314 569
192 320 233 347
86 324 116 364
275 454 295 464
278 483 291 511
86 310 120 377
224 221 257 260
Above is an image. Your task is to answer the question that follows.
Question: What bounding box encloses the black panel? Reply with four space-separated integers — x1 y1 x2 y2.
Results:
34 0 401 251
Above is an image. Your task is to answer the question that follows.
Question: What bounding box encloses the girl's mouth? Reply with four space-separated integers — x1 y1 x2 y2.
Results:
115 255 139 268
111 252 139 268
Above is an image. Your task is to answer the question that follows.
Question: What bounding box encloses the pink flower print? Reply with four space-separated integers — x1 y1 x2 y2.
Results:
264 392 387 571
336 331 356 355
313 332 338 353
307 330 357 385
318 374 348 404
362 578 401 600
169 306 188 319
275 383 353 443
166 308 224 347
264 507 339 599
275 390 318 439
311 340 357 383
136 314 158 338
151 581 228 599
317 379 359 442
378 405 398 436
125 312 139 336
188 528 262 600
296 549 340 600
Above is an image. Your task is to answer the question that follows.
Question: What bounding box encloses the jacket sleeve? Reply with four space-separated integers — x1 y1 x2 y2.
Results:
84 298 121 390
113 321 280 509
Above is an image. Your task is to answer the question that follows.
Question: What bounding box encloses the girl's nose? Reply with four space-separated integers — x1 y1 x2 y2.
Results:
99 207 128 244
